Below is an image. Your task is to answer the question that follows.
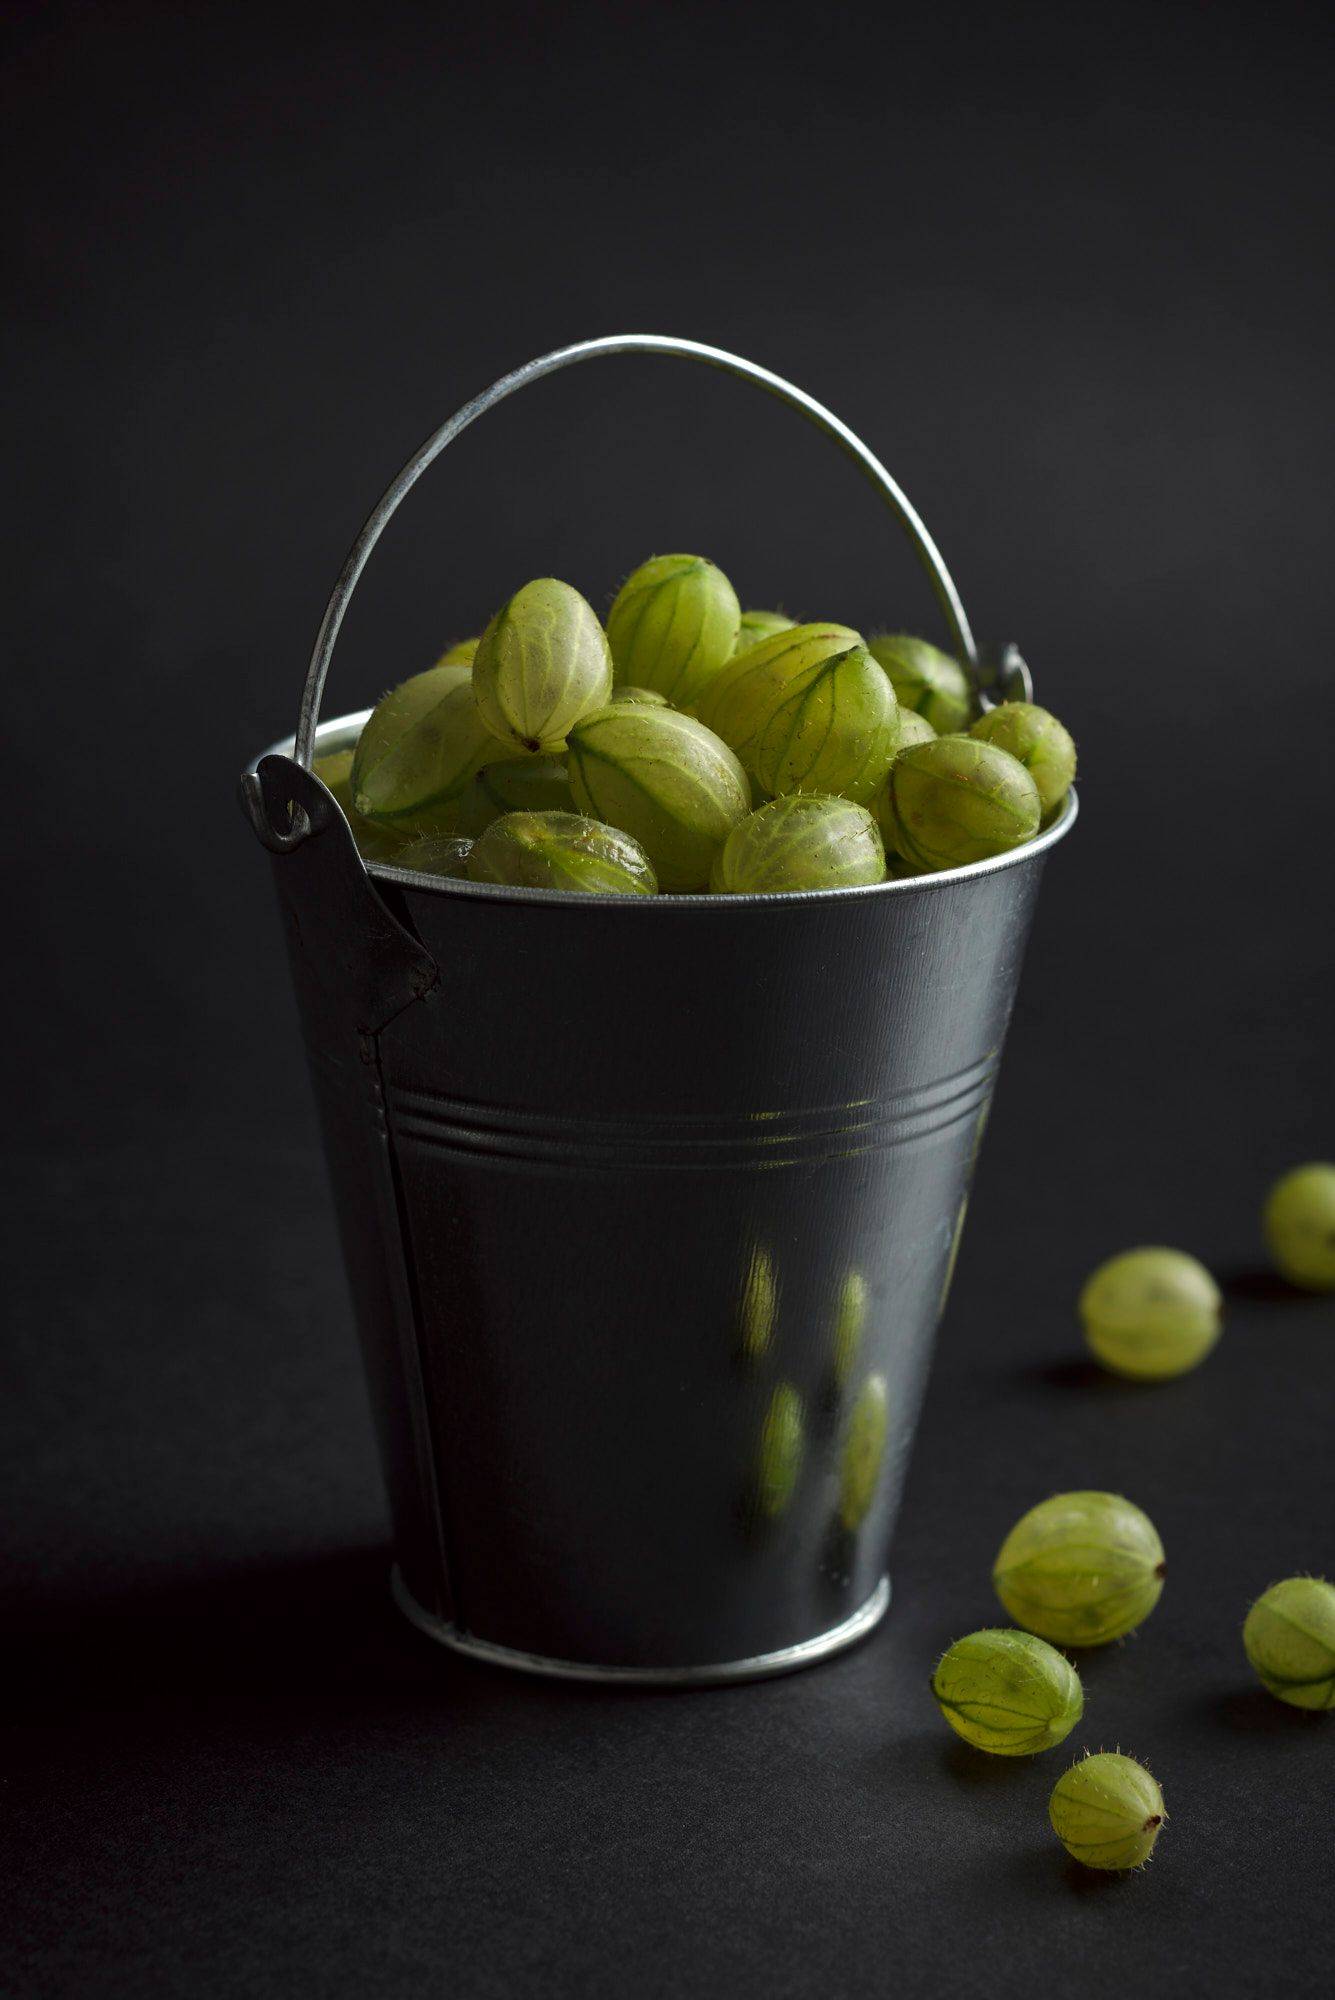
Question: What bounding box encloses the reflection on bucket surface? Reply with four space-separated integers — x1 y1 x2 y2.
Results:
839 1374 890 1532
749 1384 806 1523
739 1245 778 1364
831 1269 868 1391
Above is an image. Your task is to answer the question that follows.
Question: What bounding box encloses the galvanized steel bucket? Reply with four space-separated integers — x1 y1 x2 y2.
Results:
241 336 1076 1685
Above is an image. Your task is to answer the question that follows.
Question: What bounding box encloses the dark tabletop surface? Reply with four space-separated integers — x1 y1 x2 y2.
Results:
5 4 1333 1994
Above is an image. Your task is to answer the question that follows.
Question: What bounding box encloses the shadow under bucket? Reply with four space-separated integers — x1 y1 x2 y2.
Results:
241 335 1077 1684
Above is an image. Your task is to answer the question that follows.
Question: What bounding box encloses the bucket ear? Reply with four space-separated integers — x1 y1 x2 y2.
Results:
239 752 336 853
974 643 1034 707
244 753 438 1040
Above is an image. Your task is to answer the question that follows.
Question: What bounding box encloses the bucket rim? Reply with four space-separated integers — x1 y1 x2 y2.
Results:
248 709 1078 909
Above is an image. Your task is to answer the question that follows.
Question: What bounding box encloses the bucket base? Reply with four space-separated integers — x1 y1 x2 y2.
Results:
390 1567 891 1687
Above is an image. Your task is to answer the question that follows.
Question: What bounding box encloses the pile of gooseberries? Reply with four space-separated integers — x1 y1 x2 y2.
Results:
315 553 1077 897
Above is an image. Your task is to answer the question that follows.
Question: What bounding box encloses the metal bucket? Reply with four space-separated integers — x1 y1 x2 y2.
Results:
241 336 1076 1685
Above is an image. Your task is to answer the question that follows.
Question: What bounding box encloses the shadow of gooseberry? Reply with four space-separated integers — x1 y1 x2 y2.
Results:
1017 1356 1175 1396
1219 1264 1327 1306
938 1737 1038 1787
995 1843 1139 1899
1204 1685 1329 1735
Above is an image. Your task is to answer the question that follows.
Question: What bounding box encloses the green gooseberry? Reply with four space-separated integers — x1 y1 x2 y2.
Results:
734 608 797 654
695 621 860 733
753 1384 804 1518
869 715 936 862
890 737 1041 870
969 700 1077 818
386 833 475 879
435 636 479 667
993 1490 1166 1647
1242 1576 1335 1710
1049 1753 1166 1871
894 710 938 752
838 1373 888 1530
451 755 575 837
356 823 418 862
312 745 356 805
697 625 897 804
1079 1247 1222 1380
315 746 384 834
351 664 495 827
605 554 740 709
1263 1163 1335 1291
751 645 898 803
710 795 885 894
315 747 415 857
473 577 613 755
870 772 910 866
566 705 751 892
465 810 657 896
932 1629 1083 1756
607 685 669 707
868 633 973 734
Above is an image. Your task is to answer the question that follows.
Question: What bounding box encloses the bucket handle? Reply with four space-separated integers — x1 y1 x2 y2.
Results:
286 333 987 780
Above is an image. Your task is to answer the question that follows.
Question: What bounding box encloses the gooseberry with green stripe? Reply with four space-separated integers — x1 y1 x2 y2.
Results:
993 1491 1166 1647
1049 1753 1166 1871
932 1629 1083 1755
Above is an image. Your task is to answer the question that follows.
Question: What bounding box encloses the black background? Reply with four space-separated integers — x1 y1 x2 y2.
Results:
5 2 1333 1994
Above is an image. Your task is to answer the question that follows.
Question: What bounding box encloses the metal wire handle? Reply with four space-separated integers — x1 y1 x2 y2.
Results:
291 333 979 772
